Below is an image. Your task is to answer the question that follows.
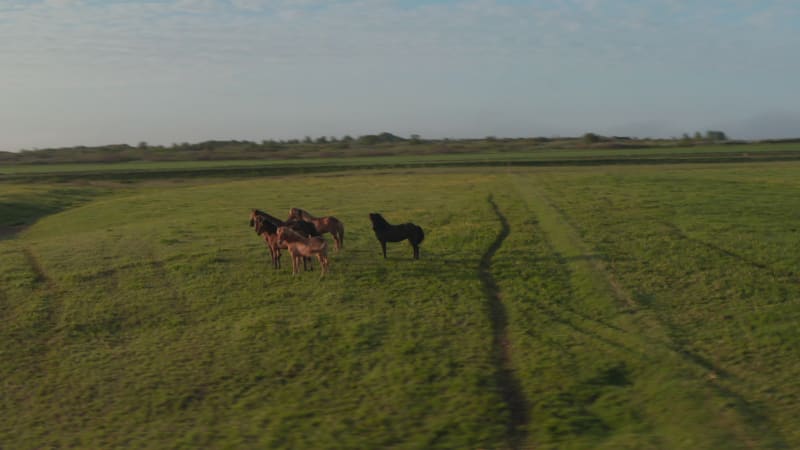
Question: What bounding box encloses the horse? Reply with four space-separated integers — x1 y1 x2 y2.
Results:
250 209 318 238
276 226 330 276
249 209 319 270
250 214 283 269
368 213 425 260
287 208 344 251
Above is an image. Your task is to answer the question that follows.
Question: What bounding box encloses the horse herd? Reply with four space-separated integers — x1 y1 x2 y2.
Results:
248 208 425 276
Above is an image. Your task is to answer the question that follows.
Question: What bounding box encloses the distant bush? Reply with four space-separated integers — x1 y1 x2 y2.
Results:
706 130 728 141
583 133 601 144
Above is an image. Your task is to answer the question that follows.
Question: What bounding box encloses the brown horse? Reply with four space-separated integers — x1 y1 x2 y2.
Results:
250 213 283 269
249 209 318 270
287 208 344 251
276 226 330 276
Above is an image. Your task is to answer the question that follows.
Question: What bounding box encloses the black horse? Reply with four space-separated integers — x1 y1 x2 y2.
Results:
368 213 425 260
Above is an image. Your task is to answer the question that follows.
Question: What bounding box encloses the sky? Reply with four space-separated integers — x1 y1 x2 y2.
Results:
1 0 799 151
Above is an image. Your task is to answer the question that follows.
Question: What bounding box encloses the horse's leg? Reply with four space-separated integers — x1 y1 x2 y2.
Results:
381 240 387 258
264 243 272 268
269 246 278 269
262 237 275 269
292 254 300 275
332 225 341 251
413 244 420 260
295 249 304 275
316 254 326 276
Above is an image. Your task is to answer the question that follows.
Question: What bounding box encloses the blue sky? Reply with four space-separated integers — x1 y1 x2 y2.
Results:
1 0 799 151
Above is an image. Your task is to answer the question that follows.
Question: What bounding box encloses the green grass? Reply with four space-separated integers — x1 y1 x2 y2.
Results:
2 163 800 448
492 164 800 448
1 173 512 448
2 142 800 178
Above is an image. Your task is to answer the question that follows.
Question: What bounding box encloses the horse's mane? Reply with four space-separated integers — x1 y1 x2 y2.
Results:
253 215 278 234
253 209 285 227
291 207 316 221
369 213 391 229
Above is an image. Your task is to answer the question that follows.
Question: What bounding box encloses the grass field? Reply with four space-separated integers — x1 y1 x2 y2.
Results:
3 142 800 181
2 161 800 448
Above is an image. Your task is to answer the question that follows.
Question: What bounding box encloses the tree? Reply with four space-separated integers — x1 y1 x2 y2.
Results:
583 132 601 144
705 130 728 141
357 134 379 145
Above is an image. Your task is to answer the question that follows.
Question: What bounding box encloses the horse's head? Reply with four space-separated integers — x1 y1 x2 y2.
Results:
289 207 308 221
369 213 387 229
249 208 269 228
253 215 265 234
276 225 285 243
276 226 297 246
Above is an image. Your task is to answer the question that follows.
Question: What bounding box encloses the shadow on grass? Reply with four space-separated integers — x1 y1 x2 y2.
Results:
0 187 111 239
480 194 529 449
0 224 28 241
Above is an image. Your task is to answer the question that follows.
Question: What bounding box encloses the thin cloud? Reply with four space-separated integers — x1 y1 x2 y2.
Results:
1 0 799 150
42 0 84 8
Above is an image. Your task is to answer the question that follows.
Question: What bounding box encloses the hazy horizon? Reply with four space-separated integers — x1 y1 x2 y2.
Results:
2 0 799 152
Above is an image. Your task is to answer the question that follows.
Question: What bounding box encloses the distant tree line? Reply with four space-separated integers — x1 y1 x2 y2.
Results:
678 130 728 145
6 130 797 166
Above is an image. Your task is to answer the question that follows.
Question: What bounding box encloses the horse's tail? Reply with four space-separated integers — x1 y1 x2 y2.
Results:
416 225 425 244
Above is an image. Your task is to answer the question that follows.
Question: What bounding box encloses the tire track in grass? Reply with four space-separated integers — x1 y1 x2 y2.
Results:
660 221 799 281
480 194 528 449
145 251 191 327
22 247 62 336
511 175 788 448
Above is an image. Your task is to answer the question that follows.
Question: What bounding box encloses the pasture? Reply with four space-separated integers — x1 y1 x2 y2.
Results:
2 162 800 449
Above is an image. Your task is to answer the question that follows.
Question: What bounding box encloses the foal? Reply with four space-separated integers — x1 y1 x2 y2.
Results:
276 226 330 276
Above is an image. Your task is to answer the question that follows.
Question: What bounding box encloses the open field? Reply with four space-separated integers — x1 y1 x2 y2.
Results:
2 161 800 448
3 142 800 182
